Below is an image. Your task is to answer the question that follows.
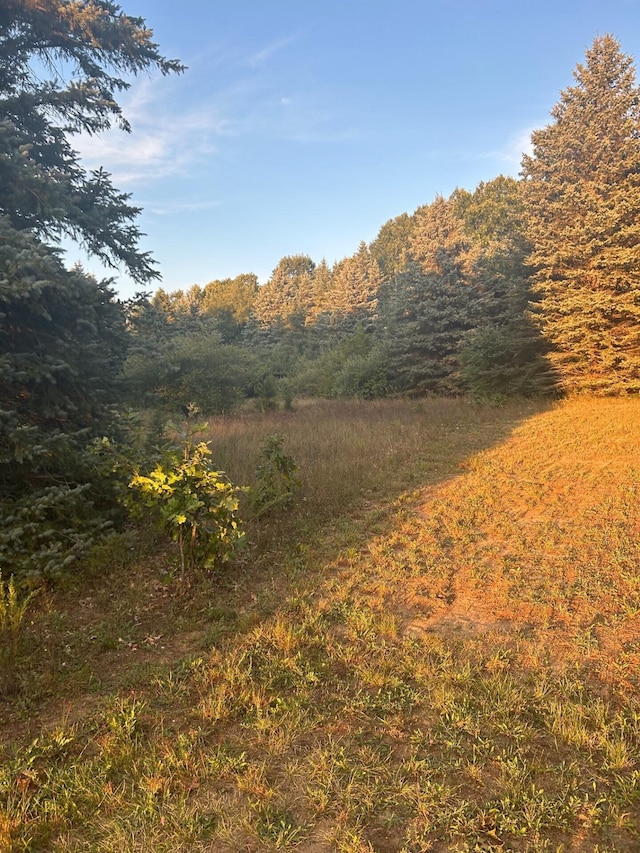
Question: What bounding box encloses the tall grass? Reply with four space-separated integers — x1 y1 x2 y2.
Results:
204 397 541 524
2 396 640 853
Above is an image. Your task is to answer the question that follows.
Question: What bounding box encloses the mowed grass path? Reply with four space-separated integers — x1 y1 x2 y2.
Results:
1 397 639 852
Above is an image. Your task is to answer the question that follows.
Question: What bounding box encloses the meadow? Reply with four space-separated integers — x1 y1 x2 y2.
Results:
1 396 639 852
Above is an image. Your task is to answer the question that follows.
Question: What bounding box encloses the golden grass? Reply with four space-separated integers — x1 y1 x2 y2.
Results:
2 396 640 852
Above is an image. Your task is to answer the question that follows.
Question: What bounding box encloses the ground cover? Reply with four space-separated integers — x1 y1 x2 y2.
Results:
1 396 639 852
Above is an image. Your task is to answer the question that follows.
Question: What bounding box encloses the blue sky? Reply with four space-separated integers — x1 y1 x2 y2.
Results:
68 0 640 298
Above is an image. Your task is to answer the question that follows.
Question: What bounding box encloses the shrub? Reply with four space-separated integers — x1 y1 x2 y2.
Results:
128 424 246 576
251 434 299 517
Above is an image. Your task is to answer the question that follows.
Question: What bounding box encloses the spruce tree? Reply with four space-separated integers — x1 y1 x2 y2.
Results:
0 2 182 578
381 195 477 395
454 177 551 396
0 218 128 578
0 0 183 281
252 255 316 327
369 212 416 279
521 34 640 394
329 242 382 328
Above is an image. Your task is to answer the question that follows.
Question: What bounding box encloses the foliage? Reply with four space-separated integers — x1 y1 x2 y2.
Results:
331 347 390 399
459 321 552 398
124 321 258 415
328 241 382 323
124 293 262 414
452 177 552 396
379 196 480 395
252 254 316 327
148 275 259 343
292 324 389 399
201 273 259 324
0 0 183 282
0 570 37 693
249 371 279 412
0 485 117 584
380 262 472 396
128 424 245 575
245 308 314 358
0 1 181 580
251 434 299 517
369 211 417 277
0 224 128 488
0 219 130 579
522 34 640 393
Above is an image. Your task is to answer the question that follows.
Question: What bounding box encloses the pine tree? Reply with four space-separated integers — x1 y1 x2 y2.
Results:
454 177 551 396
380 195 477 395
0 0 183 282
521 34 640 394
0 2 182 577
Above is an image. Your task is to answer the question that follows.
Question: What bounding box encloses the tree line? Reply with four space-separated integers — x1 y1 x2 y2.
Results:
1 3 638 579
135 35 640 406
128 175 547 410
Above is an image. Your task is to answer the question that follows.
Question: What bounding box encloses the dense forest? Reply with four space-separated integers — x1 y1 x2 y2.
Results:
1 3 640 580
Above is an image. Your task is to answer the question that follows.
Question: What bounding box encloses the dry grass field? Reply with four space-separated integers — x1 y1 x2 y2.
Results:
1 396 639 852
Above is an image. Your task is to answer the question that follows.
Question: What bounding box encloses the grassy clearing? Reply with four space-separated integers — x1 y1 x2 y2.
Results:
2 396 640 852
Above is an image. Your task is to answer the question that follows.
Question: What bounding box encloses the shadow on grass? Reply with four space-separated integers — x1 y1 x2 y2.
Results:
2 396 552 729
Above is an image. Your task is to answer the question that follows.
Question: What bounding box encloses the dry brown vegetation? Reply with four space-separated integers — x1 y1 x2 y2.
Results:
1 396 640 852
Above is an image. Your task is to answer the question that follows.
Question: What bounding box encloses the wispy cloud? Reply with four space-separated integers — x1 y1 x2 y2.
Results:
145 199 221 216
462 125 537 174
74 77 230 184
499 126 536 166
247 34 297 67
73 33 353 187
221 88 358 145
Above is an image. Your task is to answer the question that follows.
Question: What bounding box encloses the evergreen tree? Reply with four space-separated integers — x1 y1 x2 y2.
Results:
201 273 259 324
0 1 182 577
380 259 472 395
328 242 382 327
0 0 183 281
381 196 477 395
306 259 334 326
0 218 128 578
521 34 640 394
252 255 316 327
369 212 417 278
453 177 551 396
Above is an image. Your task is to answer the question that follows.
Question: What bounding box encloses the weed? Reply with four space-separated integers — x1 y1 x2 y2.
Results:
0 572 37 693
251 433 299 517
250 801 307 847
